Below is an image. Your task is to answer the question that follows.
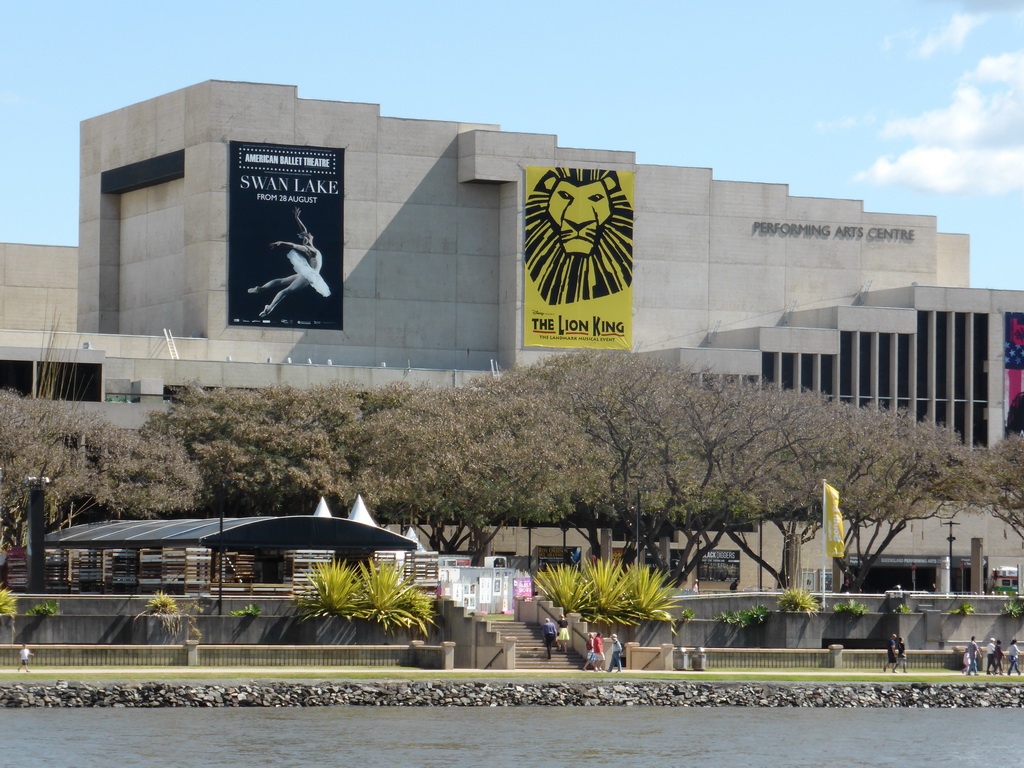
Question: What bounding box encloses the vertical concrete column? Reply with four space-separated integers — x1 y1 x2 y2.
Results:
658 644 674 671
600 528 612 562
441 641 456 670
829 644 843 669
185 640 200 667
625 641 640 671
869 332 879 407
851 332 861 402
971 538 984 594
938 556 951 594
501 637 516 670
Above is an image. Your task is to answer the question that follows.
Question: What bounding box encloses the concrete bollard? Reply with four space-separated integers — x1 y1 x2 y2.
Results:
829 644 843 669
441 641 456 670
184 640 199 667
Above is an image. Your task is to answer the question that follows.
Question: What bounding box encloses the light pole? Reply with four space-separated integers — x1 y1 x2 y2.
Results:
945 520 960 593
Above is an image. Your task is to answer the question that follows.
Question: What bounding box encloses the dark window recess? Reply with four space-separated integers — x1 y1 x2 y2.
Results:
839 332 854 398
858 333 872 396
780 353 795 390
973 313 988 403
954 313 967 401
0 360 34 396
935 312 948 400
820 355 835 396
101 150 185 195
916 401 929 422
953 401 966 441
916 312 930 397
761 352 775 384
800 354 815 391
878 334 892 400
974 404 988 446
935 401 948 428
33 362 102 402
897 334 911 399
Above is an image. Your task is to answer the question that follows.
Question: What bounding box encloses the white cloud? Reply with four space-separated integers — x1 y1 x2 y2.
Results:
856 146 1024 194
857 50 1024 194
915 13 986 57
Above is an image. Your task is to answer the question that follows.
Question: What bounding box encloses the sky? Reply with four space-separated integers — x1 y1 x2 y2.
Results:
2 0 1024 290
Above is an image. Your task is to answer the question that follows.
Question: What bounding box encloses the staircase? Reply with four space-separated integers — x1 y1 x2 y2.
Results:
491 619 585 670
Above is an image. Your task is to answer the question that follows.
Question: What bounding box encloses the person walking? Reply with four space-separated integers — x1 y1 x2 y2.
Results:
886 633 899 672
994 640 1005 675
541 616 557 660
592 632 605 672
17 644 32 673
897 636 908 673
987 638 997 674
966 636 980 675
583 633 596 671
1008 640 1021 676
556 613 570 653
606 634 624 672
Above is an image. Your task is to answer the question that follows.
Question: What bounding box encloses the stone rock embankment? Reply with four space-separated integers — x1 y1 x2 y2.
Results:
3 680 1024 708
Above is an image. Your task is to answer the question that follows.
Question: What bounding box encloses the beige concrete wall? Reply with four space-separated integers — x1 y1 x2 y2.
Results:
76 80 969 374
0 243 78 332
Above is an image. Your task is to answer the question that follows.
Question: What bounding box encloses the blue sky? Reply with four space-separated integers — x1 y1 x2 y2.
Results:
3 0 1023 289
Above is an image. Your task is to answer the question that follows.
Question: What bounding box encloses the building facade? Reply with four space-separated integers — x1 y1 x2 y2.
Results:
2 80 1023 589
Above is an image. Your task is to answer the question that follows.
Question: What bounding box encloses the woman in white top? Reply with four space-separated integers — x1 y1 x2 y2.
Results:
1008 639 1021 676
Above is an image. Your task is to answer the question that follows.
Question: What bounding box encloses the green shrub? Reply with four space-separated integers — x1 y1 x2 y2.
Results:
776 588 821 614
677 608 695 623
740 605 770 626
136 591 202 639
893 603 911 614
713 610 742 625
26 600 59 616
1003 600 1024 619
950 601 975 616
714 605 769 627
229 603 262 617
833 599 869 618
0 588 16 617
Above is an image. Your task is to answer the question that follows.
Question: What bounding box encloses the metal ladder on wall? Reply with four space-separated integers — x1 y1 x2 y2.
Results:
163 328 180 360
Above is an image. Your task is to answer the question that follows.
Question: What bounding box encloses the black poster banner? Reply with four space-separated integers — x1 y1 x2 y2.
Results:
228 142 344 329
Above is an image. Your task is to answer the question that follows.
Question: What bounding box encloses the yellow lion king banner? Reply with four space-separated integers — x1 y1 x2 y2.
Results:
524 167 633 349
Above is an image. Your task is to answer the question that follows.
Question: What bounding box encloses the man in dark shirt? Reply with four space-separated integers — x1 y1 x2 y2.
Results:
541 617 557 659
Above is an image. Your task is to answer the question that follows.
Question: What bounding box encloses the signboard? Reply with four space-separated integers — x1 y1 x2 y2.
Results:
228 142 344 330
1006 312 1024 434
524 167 633 350
513 577 534 599
536 545 581 571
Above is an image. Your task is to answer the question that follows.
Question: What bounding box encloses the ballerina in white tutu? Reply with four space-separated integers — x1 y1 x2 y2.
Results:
248 207 331 318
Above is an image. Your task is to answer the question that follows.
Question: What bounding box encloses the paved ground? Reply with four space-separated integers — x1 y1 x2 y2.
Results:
0 666 990 683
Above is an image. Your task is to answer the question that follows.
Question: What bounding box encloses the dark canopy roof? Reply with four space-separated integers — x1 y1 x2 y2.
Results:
45 516 417 551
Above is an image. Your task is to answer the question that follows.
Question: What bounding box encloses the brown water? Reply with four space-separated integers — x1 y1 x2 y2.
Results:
2 706 1015 767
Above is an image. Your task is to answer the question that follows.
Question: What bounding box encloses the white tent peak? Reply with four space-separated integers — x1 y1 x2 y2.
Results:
313 496 332 518
348 494 378 527
403 526 428 552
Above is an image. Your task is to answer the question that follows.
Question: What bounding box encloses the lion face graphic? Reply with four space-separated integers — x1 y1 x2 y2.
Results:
525 168 633 306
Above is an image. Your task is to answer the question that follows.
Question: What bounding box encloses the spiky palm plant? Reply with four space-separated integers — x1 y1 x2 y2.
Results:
621 563 678 623
533 564 594 617
776 588 821 613
352 561 435 635
294 560 362 619
0 588 16 617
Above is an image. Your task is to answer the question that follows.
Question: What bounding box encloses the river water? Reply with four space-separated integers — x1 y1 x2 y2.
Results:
3 706 1016 767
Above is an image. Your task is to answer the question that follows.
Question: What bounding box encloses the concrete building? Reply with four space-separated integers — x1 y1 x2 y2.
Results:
2 80 1023 591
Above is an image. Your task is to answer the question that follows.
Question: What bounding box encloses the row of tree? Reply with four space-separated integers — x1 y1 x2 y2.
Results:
2 351 1023 589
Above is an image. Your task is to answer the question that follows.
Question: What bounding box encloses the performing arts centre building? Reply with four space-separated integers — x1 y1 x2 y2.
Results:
2 79 1023 592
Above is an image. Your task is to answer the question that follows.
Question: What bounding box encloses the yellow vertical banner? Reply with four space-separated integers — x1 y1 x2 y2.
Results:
824 482 845 557
523 167 633 349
